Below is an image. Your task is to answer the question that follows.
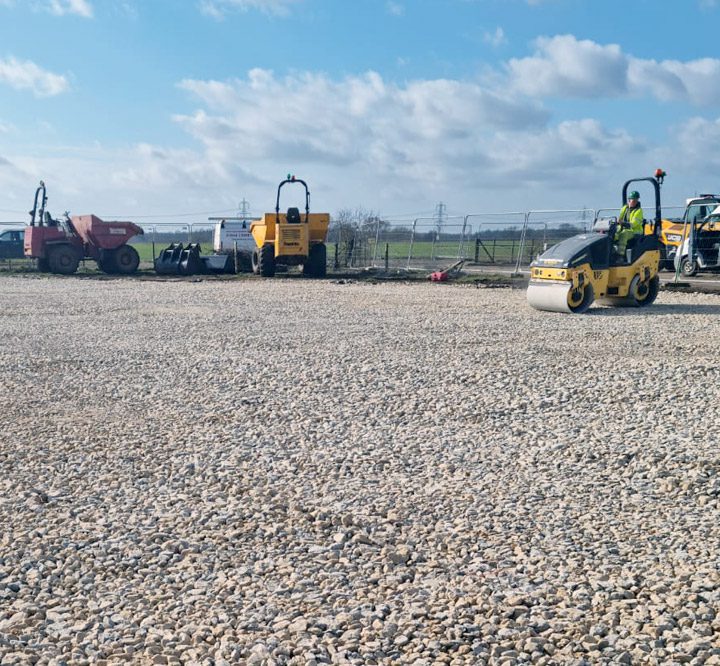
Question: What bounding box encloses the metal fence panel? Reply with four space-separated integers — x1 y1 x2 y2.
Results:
463 213 527 266
371 222 414 268
0 204 695 273
406 216 465 268
515 209 596 271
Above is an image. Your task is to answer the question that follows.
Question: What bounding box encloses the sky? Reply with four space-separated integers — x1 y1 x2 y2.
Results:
1 0 720 225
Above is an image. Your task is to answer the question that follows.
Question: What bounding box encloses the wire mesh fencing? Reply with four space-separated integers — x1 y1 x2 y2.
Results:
1 205 696 274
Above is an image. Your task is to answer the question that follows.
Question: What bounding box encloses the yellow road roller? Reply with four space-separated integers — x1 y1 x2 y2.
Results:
527 170 666 313
250 175 330 278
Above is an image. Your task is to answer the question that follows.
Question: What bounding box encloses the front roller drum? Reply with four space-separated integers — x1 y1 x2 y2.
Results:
527 280 595 314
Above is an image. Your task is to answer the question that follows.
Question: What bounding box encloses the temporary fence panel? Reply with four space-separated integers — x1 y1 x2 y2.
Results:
327 222 374 268
188 223 215 246
463 213 527 266
595 204 686 221
371 222 415 268
515 209 596 272
406 216 465 268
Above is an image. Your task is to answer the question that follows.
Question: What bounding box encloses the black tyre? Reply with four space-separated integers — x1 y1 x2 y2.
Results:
567 282 594 314
680 257 698 278
37 257 50 272
113 245 140 274
251 250 260 274
303 243 327 277
97 250 117 274
634 275 660 307
48 245 80 275
614 274 660 307
238 253 253 273
257 244 275 277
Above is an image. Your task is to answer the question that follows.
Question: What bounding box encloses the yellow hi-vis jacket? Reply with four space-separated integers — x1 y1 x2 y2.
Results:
618 204 644 233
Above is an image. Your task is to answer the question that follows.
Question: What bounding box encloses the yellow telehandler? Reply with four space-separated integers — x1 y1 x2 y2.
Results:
250 176 330 278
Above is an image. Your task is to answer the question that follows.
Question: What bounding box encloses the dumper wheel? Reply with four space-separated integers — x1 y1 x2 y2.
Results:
303 243 327 277
37 257 50 272
257 244 275 277
113 245 140 274
97 250 117 274
48 245 80 275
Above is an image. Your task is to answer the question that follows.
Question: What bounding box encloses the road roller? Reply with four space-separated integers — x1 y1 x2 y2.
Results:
527 170 666 313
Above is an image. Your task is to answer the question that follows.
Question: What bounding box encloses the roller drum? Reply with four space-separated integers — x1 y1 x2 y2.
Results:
527 280 595 314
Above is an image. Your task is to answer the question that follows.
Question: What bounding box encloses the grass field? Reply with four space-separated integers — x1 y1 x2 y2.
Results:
0 235 569 271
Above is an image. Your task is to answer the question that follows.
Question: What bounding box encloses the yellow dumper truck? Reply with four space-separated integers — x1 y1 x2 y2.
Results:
251 176 330 277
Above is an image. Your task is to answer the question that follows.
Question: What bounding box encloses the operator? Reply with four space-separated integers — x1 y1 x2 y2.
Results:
615 190 644 259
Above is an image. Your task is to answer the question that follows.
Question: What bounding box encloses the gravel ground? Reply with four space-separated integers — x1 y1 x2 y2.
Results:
0 275 719 666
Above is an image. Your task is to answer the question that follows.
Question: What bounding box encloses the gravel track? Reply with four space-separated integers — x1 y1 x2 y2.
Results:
0 276 719 666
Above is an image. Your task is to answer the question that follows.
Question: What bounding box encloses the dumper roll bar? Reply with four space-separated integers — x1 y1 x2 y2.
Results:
621 169 665 235
29 181 47 227
276 176 310 224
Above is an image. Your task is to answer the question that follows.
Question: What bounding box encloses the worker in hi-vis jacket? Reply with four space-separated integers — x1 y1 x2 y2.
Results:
615 190 644 258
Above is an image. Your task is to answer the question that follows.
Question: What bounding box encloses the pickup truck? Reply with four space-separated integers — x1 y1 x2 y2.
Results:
0 228 25 259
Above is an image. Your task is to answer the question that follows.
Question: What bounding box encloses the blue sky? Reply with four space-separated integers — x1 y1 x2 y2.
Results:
1 0 720 223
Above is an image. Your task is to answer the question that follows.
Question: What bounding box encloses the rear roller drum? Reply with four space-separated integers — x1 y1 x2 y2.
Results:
611 274 660 308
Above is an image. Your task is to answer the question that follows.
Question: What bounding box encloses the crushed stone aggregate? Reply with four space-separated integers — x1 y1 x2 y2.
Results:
0 276 719 665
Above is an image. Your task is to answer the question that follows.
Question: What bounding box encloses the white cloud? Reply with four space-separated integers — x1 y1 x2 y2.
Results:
199 0 300 18
506 34 720 107
630 57 720 106
386 1 404 16
47 0 93 17
673 116 720 169
0 57 69 97
507 35 628 98
4 37 720 217
483 27 506 48
174 69 549 176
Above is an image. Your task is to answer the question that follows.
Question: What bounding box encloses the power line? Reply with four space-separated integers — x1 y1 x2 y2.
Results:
96 208 237 219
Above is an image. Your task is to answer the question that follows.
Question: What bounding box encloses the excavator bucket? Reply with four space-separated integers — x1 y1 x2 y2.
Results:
154 243 203 276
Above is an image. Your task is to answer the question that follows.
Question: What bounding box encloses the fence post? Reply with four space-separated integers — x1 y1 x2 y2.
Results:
512 213 530 276
407 219 418 269
474 238 480 263
459 216 469 259
334 243 339 269
372 218 381 267
385 244 389 271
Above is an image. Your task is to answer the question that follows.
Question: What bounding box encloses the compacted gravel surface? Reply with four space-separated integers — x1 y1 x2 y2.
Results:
0 275 719 666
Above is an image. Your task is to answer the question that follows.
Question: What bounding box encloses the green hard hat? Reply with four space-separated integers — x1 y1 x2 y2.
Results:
629 190 640 199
